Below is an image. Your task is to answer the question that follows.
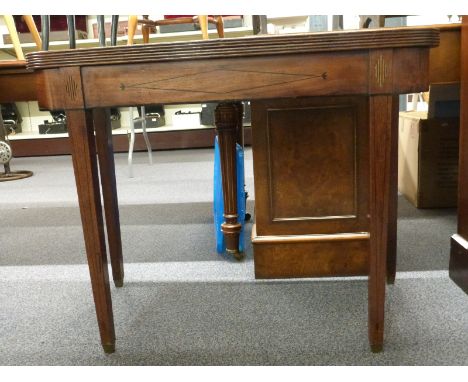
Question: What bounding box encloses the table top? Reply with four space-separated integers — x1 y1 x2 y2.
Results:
0 60 27 69
26 27 439 70
0 60 31 75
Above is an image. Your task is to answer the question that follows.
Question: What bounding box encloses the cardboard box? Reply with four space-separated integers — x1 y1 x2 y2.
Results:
398 111 459 208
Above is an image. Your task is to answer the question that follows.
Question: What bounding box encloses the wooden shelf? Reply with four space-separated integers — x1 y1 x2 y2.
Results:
8 124 216 140
9 125 252 157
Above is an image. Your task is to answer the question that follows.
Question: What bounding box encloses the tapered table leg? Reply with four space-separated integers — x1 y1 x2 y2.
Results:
67 109 116 353
93 108 124 288
368 95 393 352
386 95 400 284
215 102 243 259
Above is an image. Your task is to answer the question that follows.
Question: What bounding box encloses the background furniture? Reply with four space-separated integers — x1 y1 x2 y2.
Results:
450 16 468 293
3 15 25 60
0 61 35 181
2 15 254 158
0 16 36 181
127 15 224 44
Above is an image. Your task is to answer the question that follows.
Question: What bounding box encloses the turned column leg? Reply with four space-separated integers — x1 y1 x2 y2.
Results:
235 102 244 148
386 95 400 284
93 108 124 288
67 109 115 353
215 102 243 259
368 95 394 352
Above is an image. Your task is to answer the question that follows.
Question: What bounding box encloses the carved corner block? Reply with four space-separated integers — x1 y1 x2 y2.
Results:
37 67 85 111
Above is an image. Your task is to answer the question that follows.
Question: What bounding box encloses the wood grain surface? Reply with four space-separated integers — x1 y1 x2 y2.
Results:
368 94 395 352
251 96 369 236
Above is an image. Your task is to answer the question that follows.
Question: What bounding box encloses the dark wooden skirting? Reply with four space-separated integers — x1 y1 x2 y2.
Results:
10 126 252 157
11 136 71 157
449 235 468 294
252 224 369 279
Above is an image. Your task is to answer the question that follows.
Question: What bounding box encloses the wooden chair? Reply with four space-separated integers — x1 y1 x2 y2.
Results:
127 15 224 44
3 15 26 59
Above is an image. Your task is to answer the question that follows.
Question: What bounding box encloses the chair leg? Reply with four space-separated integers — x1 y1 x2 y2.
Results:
198 15 209 39
4 15 25 60
128 107 135 178
97 15 106 47
22 15 42 50
215 16 225 38
127 15 138 45
111 15 119 46
41 15 50 51
66 15 76 49
142 25 150 44
140 106 153 165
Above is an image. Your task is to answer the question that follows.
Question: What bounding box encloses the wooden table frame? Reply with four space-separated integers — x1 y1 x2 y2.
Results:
25 27 439 353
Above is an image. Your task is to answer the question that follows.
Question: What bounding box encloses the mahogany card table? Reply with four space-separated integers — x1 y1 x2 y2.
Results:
25 27 439 353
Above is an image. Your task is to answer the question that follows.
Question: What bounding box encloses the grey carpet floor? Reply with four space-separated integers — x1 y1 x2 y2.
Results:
1 149 467 365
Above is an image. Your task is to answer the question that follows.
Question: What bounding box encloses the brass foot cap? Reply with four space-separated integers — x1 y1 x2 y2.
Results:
102 343 116 354
114 279 124 288
226 250 245 261
371 344 383 353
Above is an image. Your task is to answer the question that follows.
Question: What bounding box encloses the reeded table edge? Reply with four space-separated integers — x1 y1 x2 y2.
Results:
25 27 440 70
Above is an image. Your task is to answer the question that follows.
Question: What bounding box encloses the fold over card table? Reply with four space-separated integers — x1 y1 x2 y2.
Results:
26 26 439 353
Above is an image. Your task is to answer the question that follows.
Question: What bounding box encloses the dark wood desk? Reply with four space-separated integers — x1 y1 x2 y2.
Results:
25 27 438 353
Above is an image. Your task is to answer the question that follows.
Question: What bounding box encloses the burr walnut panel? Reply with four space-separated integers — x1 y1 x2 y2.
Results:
252 96 369 236
266 105 357 220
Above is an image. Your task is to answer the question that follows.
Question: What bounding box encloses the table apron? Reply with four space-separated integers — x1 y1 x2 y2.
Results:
76 49 428 108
